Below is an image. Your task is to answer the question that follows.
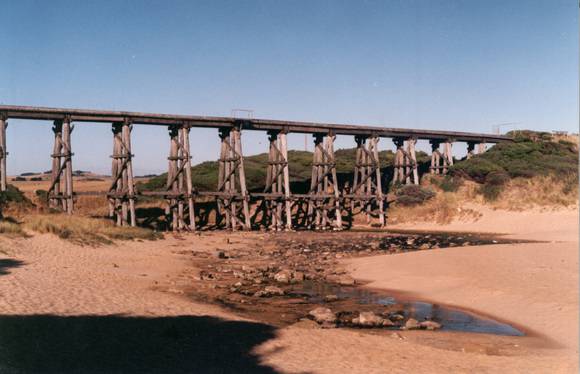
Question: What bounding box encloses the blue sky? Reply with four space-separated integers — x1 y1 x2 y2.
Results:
1 0 577 175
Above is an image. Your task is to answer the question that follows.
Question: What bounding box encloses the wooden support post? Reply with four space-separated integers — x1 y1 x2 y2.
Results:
123 121 136 227
167 125 180 231
217 129 231 228
326 134 342 229
392 138 405 185
466 142 476 159
442 140 454 174
216 127 250 230
477 142 486 154
232 128 251 230
307 133 341 230
279 132 292 230
370 136 385 227
62 119 74 214
108 121 135 226
349 136 384 227
429 140 442 175
48 118 74 213
182 126 196 231
0 114 7 192
407 137 419 185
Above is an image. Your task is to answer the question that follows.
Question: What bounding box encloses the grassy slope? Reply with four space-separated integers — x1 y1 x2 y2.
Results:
139 148 429 192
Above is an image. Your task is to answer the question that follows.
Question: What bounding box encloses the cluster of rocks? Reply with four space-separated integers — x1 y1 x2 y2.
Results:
307 307 442 331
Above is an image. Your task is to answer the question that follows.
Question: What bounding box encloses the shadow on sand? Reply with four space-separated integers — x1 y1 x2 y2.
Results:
0 314 281 374
0 259 24 276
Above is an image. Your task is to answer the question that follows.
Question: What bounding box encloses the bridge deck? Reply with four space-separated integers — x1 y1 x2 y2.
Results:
0 105 511 143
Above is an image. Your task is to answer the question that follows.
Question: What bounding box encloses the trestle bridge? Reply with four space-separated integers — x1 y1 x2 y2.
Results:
0 105 510 231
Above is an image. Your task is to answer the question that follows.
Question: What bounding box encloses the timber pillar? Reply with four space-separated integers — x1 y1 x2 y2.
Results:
392 137 418 185
108 120 136 226
216 126 251 230
349 135 385 226
48 117 74 214
307 133 342 230
257 130 292 230
429 140 442 174
466 142 476 159
478 142 486 154
165 124 196 231
0 114 7 191
442 139 454 174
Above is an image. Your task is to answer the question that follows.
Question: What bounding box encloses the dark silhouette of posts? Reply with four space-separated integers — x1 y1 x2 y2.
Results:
48 118 74 213
108 120 136 226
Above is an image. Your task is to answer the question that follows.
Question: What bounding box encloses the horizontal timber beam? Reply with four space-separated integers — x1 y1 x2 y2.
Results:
0 105 511 143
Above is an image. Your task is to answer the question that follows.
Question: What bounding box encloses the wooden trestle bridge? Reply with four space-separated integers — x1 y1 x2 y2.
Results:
0 105 510 231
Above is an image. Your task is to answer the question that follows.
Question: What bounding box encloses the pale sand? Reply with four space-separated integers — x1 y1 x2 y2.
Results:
0 207 577 373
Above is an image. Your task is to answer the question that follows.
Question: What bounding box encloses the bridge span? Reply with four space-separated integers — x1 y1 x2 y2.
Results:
0 105 511 231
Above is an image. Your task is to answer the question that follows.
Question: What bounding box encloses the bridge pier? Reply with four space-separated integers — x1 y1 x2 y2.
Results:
442 140 454 174
48 118 74 214
349 135 384 226
478 142 486 154
217 127 250 230
430 140 442 174
108 120 136 226
165 124 196 231
256 130 291 230
393 137 418 185
307 134 341 230
0 114 7 191
466 142 476 159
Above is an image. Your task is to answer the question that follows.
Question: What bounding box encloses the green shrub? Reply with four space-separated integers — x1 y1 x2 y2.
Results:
395 185 436 206
431 175 464 192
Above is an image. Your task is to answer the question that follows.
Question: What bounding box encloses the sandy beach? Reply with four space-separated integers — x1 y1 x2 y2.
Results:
0 207 577 373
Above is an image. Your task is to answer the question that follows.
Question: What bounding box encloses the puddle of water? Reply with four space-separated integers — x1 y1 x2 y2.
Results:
291 281 524 337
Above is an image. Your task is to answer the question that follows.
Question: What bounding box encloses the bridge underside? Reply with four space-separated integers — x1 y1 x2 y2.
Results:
0 105 511 231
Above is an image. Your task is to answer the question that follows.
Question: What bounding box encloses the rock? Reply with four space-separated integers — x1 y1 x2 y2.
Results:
292 271 305 282
352 311 385 327
308 307 337 325
389 313 405 321
254 285 284 297
274 270 292 283
214 250 227 259
338 276 356 286
324 294 339 302
404 318 420 330
419 244 430 250
419 320 442 330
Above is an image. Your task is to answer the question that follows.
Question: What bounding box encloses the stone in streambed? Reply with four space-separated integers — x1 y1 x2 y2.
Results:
419 320 442 330
404 318 420 330
308 307 337 326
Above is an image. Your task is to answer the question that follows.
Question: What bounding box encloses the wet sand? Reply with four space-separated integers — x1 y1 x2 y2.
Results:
0 207 577 373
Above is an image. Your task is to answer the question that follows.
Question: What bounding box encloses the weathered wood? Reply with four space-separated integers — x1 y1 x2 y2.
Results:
122 121 136 227
62 119 74 214
0 105 511 143
349 136 384 226
279 132 292 230
429 140 441 175
442 140 454 174
232 128 251 230
407 137 419 185
466 142 476 159
0 115 7 191
182 126 196 231
478 142 486 154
